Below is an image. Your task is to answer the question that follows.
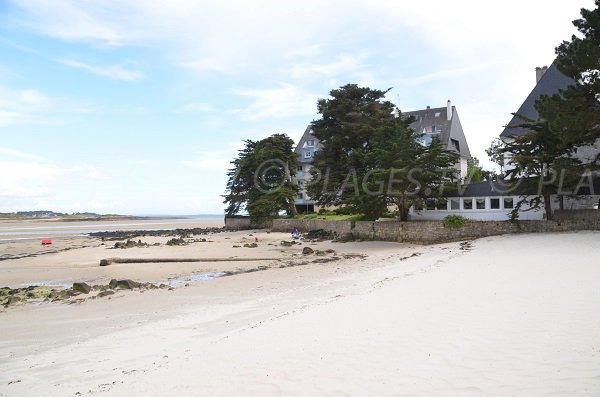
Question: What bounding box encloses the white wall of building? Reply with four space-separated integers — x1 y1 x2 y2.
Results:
410 195 544 221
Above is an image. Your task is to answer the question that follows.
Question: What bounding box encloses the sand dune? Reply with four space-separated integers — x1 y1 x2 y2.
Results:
1 231 599 396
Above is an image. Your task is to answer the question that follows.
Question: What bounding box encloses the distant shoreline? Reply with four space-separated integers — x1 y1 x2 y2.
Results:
0 214 223 223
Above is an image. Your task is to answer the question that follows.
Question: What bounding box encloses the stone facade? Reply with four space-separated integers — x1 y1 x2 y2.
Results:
271 218 600 244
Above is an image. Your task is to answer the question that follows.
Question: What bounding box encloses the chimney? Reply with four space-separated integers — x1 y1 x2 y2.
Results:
446 100 452 121
535 66 548 84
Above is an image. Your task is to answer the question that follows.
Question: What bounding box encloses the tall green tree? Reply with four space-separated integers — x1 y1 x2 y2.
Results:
466 157 494 183
542 0 600 150
224 134 299 221
493 115 583 220
307 84 458 220
491 2 600 220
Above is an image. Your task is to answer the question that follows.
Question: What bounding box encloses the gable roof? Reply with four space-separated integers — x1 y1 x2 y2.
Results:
500 62 575 138
294 125 319 154
295 103 472 159
403 105 471 158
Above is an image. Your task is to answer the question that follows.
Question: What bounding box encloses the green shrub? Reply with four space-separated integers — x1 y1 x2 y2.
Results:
443 215 467 228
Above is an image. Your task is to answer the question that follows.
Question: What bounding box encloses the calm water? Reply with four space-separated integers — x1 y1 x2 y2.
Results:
0 215 223 241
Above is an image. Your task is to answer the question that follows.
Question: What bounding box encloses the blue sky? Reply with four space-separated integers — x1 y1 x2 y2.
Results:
0 0 594 215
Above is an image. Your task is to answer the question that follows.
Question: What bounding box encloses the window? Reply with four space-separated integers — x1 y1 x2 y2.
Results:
436 199 448 210
450 198 460 210
298 180 304 187
433 125 442 133
476 198 486 210
306 139 315 147
304 151 311 159
297 193 303 200
451 139 460 152
435 112 441 117
490 198 500 209
463 198 473 210
297 165 303 172
504 197 514 209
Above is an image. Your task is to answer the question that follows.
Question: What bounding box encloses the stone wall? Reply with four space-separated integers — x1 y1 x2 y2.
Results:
271 218 600 244
224 216 273 230
554 209 600 221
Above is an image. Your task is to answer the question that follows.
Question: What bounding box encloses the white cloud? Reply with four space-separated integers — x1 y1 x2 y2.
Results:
57 59 143 81
395 64 491 87
0 87 56 126
177 59 233 74
179 102 216 113
232 84 319 121
290 54 367 80
180 151 231 171
10 0 125 46
0 147 42 161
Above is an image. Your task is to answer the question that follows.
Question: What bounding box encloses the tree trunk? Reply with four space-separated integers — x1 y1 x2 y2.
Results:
543 191 553 221
398 198 409 221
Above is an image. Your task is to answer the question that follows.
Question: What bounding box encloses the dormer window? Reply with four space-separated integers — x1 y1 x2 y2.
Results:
451 139 460 152
306 139 315 147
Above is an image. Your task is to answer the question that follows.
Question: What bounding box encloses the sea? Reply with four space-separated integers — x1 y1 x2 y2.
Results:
0 214 224 242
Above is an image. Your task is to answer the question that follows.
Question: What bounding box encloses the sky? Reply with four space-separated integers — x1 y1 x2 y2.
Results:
0 0 595 215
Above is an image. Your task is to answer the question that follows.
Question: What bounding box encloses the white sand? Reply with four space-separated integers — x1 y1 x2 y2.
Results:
1 232 599 396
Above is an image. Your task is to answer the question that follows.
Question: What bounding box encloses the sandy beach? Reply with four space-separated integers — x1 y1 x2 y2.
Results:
1 225 599 396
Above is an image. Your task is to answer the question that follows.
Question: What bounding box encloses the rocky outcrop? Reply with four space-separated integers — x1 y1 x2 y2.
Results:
166 238 187 246
113 239 149 249
90 227 225 241
302 247 314 255
116 279 141 289
73 282 92 294
97 290 115 298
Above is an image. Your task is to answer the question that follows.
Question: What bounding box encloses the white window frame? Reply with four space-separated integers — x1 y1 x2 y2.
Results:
490 197 501 210
475 197 486 210
462 197 473 210
450 198 460 211
304 151 311 159
503 197 515 210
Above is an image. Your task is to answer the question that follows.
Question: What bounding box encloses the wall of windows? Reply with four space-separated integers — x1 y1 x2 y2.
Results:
410 196 543 221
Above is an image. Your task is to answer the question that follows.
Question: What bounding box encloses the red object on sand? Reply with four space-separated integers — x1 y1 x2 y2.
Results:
41 239 53 245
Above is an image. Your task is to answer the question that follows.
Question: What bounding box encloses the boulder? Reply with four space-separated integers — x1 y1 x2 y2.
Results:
108 279 118 289
73 282 92 294
99 259 113 267
116 279 141 289
302 247 314 255
97 290 115 298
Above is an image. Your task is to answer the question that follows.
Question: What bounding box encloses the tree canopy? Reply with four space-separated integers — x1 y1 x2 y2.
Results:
307 84 458 220
223 134 299 221
490 1 600 220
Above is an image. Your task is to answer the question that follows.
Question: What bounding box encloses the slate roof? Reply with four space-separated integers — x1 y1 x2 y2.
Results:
294 125 319 154
403 105 471 158
500 62 575 138
295 103 472 159
444 178 600 197
444 180 538 197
